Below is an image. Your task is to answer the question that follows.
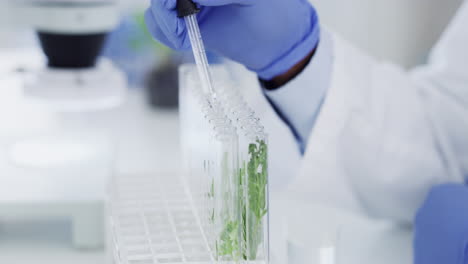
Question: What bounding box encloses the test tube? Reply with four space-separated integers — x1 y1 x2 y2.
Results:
179 63 270 263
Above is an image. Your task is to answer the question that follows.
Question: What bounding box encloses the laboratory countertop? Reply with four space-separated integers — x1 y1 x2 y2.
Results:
271 197 413 264
0 86 181 263
0 220 106 264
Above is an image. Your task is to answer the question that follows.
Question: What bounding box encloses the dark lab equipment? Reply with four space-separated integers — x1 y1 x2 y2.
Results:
38 32 108 69
145 61 180 109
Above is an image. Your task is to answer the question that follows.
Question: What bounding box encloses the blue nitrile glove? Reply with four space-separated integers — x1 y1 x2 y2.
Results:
145 0 320 80
414 184 468 264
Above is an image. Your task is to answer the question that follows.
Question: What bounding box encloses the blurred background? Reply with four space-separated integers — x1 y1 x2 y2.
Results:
0 0 464 263
310 0 464 67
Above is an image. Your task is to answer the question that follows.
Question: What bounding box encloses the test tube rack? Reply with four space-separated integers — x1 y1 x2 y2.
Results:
108 173 214 264
108 64 269 264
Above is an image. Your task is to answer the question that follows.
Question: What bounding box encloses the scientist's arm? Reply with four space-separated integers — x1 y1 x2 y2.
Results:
292 1 468 222
145 0 468 223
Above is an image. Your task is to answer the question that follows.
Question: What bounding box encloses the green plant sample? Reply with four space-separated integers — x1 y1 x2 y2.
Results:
245 139 268 259
217 151 240 260
217 139 268 261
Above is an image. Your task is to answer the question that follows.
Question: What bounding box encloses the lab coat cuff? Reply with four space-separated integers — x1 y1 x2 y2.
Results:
263 30 334 152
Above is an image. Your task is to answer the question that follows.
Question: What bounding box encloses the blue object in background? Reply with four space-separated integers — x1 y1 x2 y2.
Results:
414 183 468 264
102 12 168 88
102 11 223 88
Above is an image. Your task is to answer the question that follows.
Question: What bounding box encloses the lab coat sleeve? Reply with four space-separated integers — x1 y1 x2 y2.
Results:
288 2 468 223
263 32 333 154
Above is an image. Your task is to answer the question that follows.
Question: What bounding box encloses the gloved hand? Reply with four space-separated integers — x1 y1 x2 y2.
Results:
145 0 320 80
414 184 468 264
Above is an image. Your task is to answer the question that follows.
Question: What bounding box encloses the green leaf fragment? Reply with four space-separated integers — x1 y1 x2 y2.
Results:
218 221 240 258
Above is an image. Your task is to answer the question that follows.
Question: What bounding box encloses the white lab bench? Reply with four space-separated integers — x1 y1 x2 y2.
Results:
270 196 413 264
0 75 181 263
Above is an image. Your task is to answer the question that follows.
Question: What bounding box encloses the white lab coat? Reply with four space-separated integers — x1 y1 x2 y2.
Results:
285 1 468 223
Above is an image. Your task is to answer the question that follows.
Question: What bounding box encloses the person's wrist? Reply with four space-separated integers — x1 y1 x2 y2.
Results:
254 5 320 81
260 46 317 90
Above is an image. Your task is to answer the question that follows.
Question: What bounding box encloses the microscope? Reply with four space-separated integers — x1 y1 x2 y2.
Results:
0 0 126 249
20 0 126 109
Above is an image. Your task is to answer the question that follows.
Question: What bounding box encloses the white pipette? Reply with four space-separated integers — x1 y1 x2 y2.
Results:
177 0 216 98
